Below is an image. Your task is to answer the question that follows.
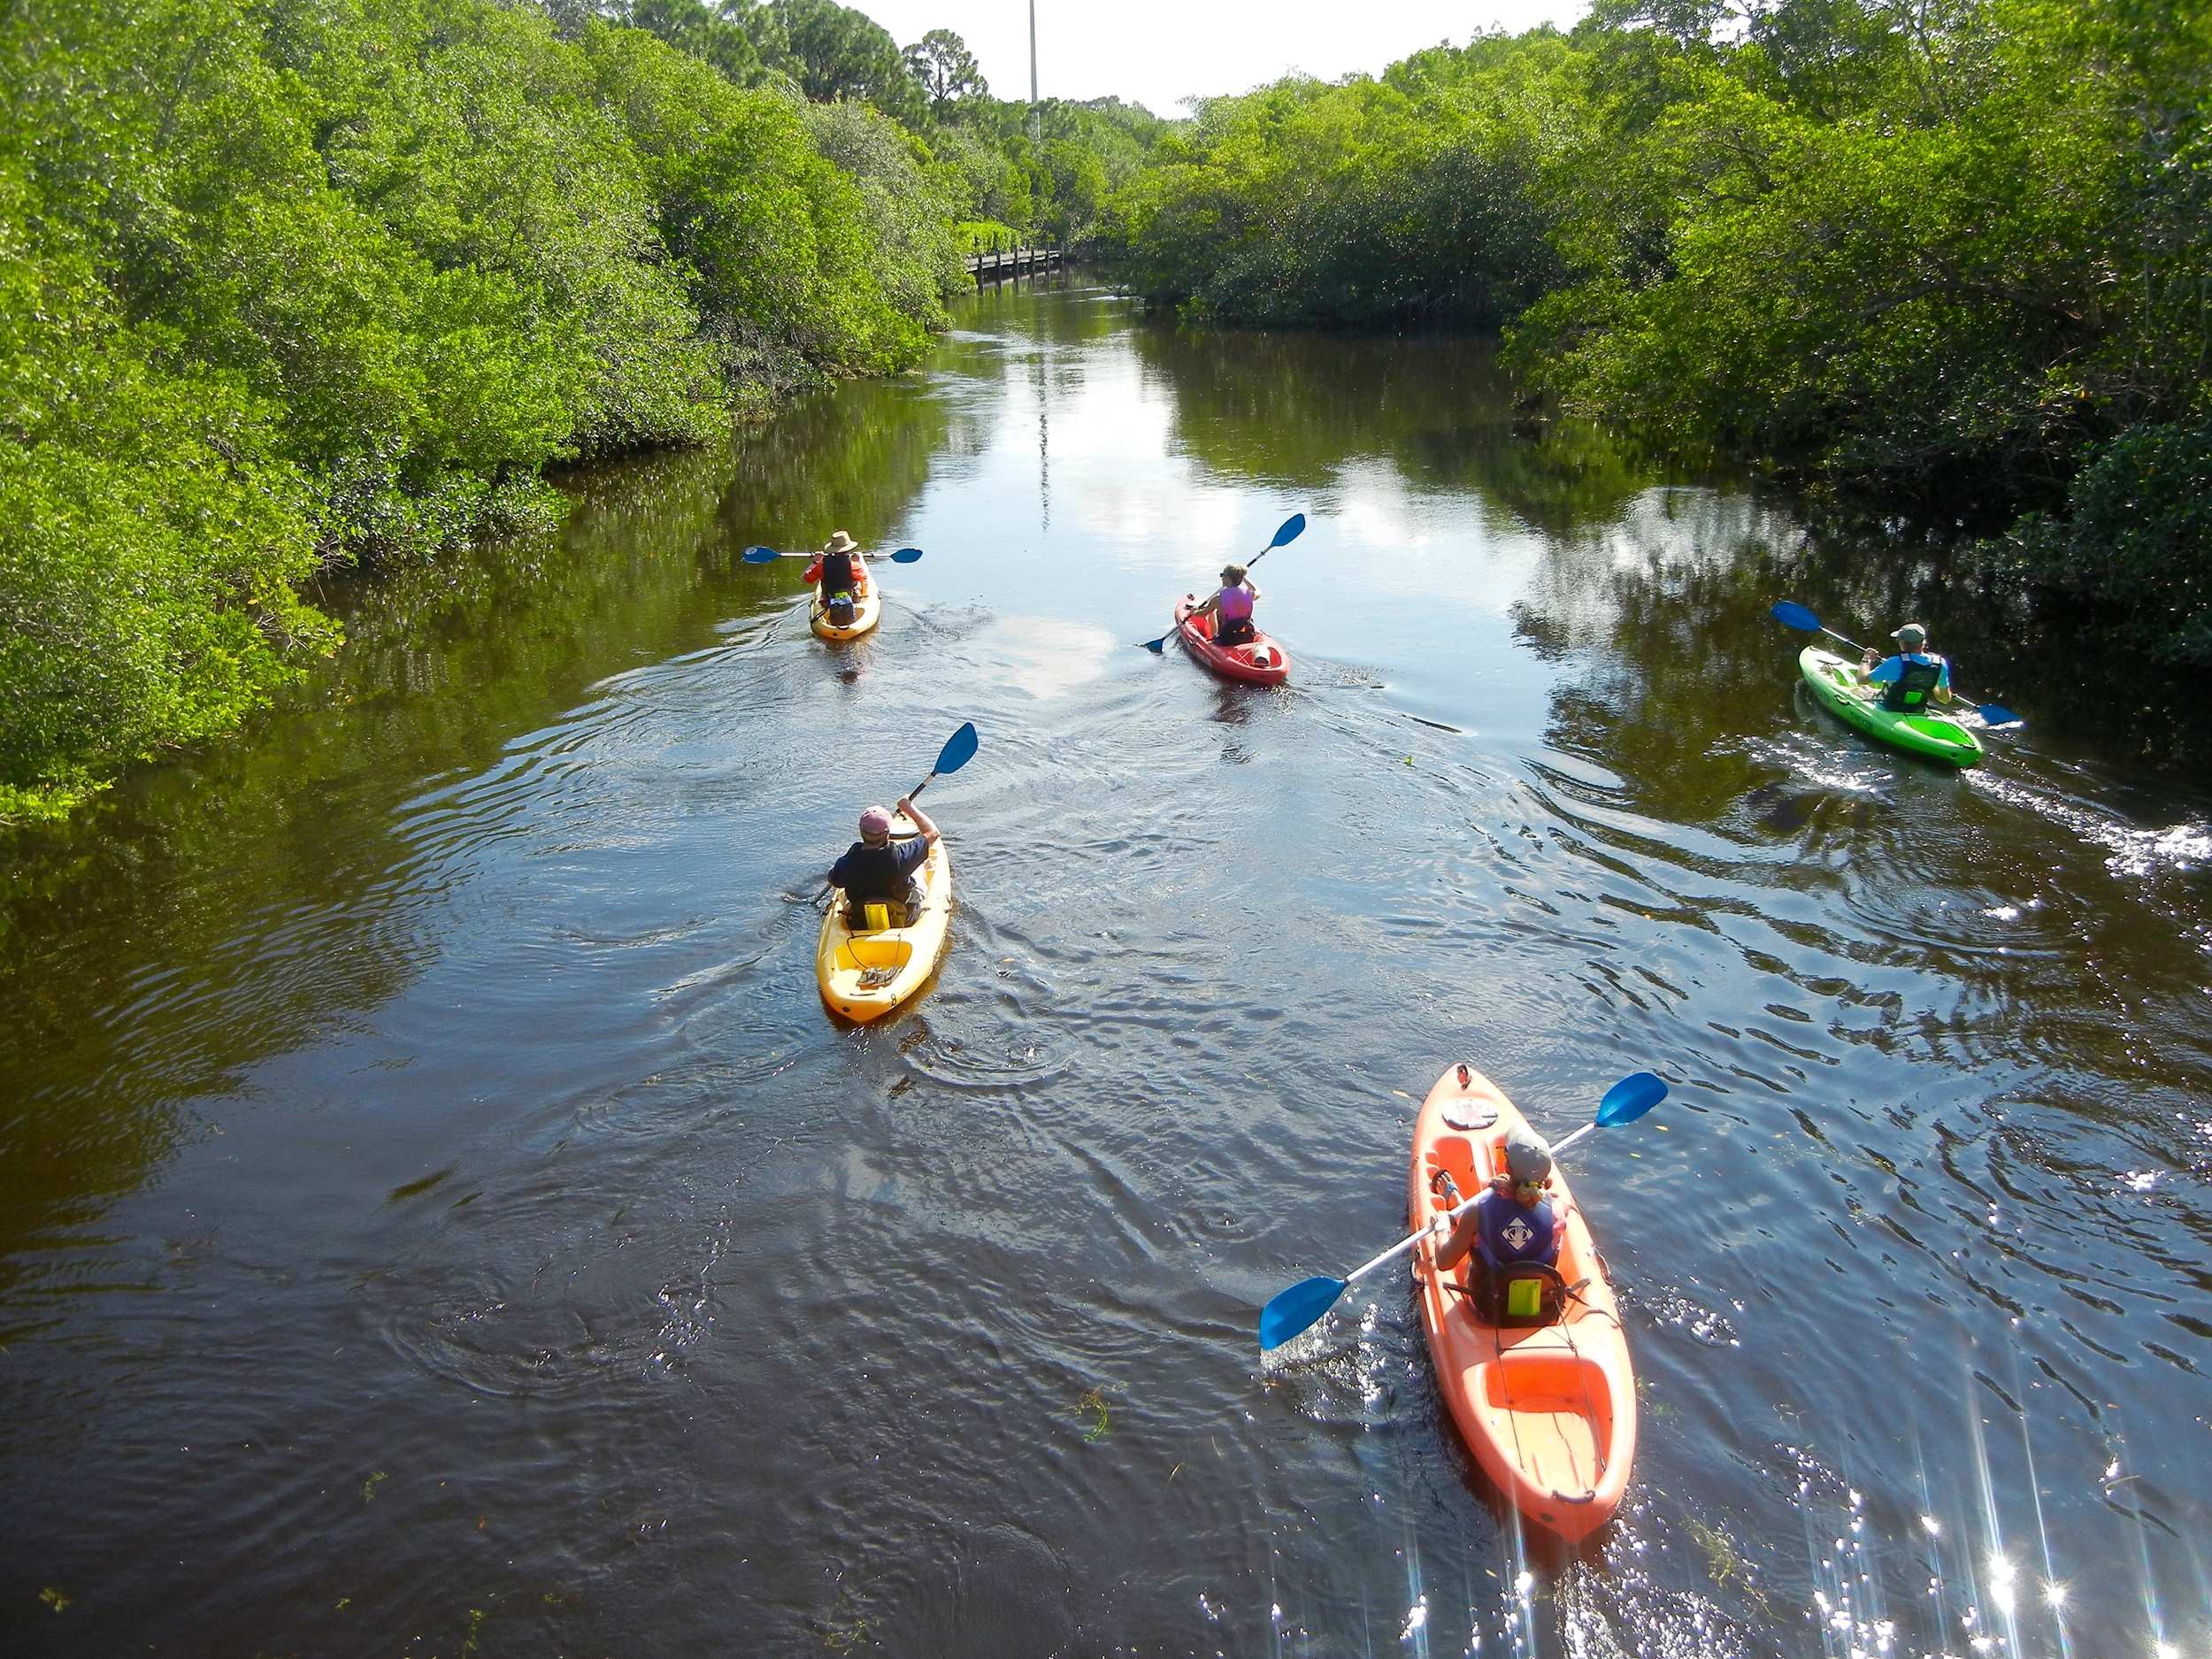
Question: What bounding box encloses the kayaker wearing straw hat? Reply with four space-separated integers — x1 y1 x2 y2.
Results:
1855 621 1954 712
1184 563 1262 646
802 530 872 599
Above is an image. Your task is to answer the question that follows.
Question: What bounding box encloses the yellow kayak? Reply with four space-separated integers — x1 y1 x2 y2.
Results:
815 817 949 1021
810 580 881 641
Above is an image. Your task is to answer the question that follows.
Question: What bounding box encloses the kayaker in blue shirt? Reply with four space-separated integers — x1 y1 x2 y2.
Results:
1186 564 1261 646
1857 622 1953 713
1430 1125 1559 1286
828 797 938 928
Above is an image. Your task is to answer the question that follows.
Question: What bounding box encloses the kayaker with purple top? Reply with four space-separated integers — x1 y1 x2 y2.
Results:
1185 564 1262 646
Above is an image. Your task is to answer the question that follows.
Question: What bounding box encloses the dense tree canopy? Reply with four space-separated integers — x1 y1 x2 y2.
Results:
1106 0 2212 666
0 0 999 818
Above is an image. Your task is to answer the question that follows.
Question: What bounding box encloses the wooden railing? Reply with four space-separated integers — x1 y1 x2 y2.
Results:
964 240 1064 288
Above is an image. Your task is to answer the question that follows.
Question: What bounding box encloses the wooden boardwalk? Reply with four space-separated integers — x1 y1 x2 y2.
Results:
965 244 1064 288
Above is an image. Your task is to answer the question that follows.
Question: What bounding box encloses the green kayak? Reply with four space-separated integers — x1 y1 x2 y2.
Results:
1797 647 1984 768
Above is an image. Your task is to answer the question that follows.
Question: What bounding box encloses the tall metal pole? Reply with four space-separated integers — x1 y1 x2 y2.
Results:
1028 0 1040 143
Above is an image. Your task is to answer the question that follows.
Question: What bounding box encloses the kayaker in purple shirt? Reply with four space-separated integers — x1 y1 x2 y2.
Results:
1186 564 1261 646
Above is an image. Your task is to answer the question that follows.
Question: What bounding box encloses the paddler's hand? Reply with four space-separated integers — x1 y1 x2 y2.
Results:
895 795 913 817
1861 649 1878 669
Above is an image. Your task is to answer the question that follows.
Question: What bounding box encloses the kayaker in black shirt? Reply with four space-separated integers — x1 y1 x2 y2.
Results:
828 797 938 927
802 530 872 601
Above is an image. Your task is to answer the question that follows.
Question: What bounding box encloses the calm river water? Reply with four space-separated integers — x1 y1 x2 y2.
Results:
4 281 2209 1658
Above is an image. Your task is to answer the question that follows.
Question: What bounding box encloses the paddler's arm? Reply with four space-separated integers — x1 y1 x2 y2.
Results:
895 796 941 848
1431 1204 1483 1273
1187 592 1220 619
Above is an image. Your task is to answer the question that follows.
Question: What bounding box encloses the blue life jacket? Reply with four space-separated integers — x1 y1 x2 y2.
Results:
1476 1188 1557 1269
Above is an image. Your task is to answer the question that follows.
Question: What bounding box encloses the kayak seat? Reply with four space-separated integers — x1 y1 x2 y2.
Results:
1424 1138 1479 1207
838 935 911 972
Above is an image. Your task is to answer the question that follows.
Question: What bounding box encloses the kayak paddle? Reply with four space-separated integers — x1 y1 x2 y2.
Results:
1772 602 2021 726
907 721 978 802
1256 1071 1668 1352
744 546 925 564
1139 513 1307 653
818 721 979 902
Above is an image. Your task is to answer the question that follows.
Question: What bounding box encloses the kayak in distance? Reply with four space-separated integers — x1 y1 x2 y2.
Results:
1798 645 1984 768
1409 1064 1636 1544
1173 595 1289 685
815 813 949 1020
810 581 882 641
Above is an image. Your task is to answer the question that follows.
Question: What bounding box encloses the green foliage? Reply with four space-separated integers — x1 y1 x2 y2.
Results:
1982 418 2212 665
767 0 923 125
949 220 1021 257
0 0 987 818
1109 0 2212 657
904 28 987 119
1112 55 1570 329
0 155 337 820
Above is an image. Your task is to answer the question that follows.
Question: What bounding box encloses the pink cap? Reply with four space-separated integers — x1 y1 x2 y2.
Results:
858 806 894 839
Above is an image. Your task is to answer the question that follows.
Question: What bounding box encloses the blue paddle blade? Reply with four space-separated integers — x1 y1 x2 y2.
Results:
1259 1275 1348 1351
1138 634 1170 653
1597 1071 1667 1126
935 721 979 774
1977 703 2023 728
1270 512 1307 549
1771 601 1821 632
741 546 783 564
889 547 924 564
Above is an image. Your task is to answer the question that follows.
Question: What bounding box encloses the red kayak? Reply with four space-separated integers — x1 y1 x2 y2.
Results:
1173 596 1290 685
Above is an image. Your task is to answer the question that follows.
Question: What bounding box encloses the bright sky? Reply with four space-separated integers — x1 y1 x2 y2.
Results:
852 1 1594 119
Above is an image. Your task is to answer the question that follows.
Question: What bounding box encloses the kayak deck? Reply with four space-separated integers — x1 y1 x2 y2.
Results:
1174 597 1289 685
1408 1064 1635 1543
1798 646 1982 767
811 581 882 641
816 818 949 1020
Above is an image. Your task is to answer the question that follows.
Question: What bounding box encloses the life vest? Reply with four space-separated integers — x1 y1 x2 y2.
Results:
1217 582 1255 623
819 550 868 596
1482 1260 1567 1327
1880 654 1946 713
1476 1187 1556 1267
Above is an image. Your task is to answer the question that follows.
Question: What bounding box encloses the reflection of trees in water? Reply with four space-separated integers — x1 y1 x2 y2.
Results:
1125 324 1653 536
957 277 1129 350
1513 488 1825 819
0 386 956 1303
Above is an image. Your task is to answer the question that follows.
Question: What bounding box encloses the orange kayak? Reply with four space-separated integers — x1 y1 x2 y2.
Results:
1408 1064 1636 1542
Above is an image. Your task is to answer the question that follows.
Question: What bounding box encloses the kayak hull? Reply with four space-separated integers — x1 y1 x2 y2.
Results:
811 581 882 641
1174 598 1289 685
816 818 949 1021
1408 1064 1636 1544
1798 646 1982 767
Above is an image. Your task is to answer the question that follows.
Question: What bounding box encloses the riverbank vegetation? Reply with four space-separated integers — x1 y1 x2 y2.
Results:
1108 0 2211 674
0 0 1158 821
